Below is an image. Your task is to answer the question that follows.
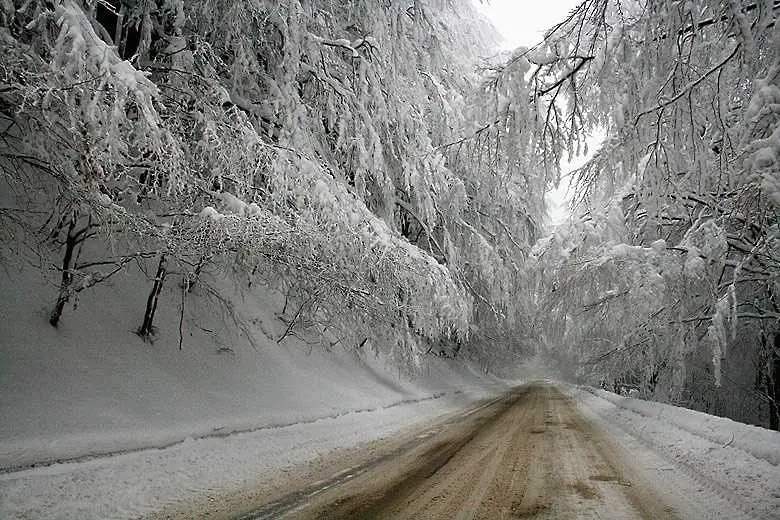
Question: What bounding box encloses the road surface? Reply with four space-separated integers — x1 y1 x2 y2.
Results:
150 382 773 520
243 384 675 519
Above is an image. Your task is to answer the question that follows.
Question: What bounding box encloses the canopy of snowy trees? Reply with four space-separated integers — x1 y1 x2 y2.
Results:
1 0 778 428
0 0 545 367
515 0 779 427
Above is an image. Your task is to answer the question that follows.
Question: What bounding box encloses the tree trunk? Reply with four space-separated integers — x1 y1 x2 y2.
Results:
769 333 780 431
138 254 167 339
49 216 79 327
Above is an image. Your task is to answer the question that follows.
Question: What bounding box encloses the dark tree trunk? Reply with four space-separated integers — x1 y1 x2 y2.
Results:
138 254 167 339
49 216 80 327
769 333 780 431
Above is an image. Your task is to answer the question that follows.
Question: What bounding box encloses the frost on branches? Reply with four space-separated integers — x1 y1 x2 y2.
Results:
513 0 780 428
0 1 540 367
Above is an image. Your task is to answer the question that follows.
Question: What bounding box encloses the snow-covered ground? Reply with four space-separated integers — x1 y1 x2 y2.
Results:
0 257 507 470
0 391 503 519
1 262 778 519
3 380 778 520
0 260 512 519
568 385 780 519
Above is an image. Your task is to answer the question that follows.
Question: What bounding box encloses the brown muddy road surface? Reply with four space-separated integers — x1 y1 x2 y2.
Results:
245 384 675 520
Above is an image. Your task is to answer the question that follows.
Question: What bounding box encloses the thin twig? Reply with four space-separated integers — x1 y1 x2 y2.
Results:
634 44 740 125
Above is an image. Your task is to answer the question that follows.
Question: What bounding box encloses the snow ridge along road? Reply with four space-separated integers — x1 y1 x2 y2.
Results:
0 391 457 475
239 393 508 520
247 382 776 520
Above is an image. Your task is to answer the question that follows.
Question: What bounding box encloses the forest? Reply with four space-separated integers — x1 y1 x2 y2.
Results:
0 0 778 429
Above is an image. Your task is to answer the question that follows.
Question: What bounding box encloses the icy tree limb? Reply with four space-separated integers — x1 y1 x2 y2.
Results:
634 44 741 125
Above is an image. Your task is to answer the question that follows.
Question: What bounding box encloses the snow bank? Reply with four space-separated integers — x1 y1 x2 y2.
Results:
581 387 780 466
0 391 500 520
569 385 780 520
0 257 513 518
0 262 507 468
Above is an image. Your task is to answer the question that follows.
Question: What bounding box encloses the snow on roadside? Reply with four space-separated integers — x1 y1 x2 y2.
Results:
0 258 504 471
583 387 780 466
0 392 495 520
0 260 512 519
569 385 780 519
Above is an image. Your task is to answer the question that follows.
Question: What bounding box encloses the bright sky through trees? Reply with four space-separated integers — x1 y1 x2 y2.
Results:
474 0 583 49
475 0 589 225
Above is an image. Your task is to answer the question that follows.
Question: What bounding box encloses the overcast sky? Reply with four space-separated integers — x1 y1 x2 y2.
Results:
474 0 582 49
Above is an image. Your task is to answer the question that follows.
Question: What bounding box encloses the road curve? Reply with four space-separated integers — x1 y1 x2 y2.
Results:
259 384 674 520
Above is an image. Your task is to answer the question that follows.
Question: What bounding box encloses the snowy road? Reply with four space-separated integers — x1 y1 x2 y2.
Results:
228 384 776 520
3 382 778 519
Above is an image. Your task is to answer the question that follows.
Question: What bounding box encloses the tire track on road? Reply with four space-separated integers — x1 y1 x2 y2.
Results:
280 384 673 520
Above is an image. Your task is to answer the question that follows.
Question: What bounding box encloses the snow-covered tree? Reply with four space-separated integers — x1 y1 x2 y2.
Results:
0 1 547 368
502 0 780 427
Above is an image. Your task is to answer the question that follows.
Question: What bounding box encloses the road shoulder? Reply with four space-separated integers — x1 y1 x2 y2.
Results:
567 385 780 520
